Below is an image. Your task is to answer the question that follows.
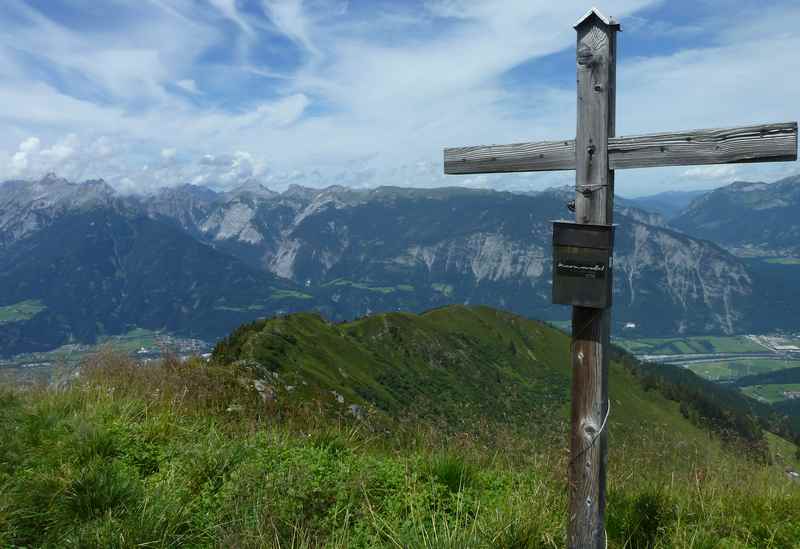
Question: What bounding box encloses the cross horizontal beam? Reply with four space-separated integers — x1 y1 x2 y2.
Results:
444 122 797 174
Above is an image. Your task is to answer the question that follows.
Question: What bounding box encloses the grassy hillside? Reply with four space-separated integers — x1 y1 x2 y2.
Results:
214 306 573 431
1 306 799 548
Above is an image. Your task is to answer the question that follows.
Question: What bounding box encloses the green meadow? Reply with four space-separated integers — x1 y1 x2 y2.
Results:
615 335 764 356
687 359 800 382
0 300 46 324
1 306 798 548
742 384 800 404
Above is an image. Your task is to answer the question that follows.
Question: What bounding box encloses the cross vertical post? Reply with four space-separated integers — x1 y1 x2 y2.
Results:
569 10 619 548
443 6 796 547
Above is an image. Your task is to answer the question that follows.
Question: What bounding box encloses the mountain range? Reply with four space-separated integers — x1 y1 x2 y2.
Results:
625 189 709 220
1 172 798 355
672 174 800 258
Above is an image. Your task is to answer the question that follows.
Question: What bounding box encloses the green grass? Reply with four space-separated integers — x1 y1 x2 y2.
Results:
765 432 800 470
97 328 164 351
215 305 260 312
0 300 46 324
742 383 800 404
214 306 577 426
615 335 764 356
1 352 798 548
431 283 454 297
688 359 800 381
764 257 800 265
322 279 403 294
2 307 799 548
271 290 314 300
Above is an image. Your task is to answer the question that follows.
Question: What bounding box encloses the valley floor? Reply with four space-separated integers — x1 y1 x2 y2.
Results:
0 329 211 386
616 333 800 404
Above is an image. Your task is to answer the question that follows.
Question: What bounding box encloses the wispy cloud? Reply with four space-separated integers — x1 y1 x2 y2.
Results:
208 0 255 35
0 0 797 195
261 0 319 55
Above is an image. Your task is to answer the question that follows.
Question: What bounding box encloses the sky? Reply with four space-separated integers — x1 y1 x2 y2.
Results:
0 0 798 197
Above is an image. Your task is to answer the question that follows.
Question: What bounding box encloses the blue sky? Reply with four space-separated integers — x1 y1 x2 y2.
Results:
0 0 798 196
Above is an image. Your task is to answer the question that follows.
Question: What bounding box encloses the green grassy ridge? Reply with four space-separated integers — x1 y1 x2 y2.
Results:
1 332 799 547
214 305 784 458
215 306 572 429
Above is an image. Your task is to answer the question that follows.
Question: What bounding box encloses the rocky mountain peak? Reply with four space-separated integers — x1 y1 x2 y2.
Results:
728 181 770 193
156 183 219 203
39 172 67 185
283 184 319 199
226 179 277 200
0 174 119 249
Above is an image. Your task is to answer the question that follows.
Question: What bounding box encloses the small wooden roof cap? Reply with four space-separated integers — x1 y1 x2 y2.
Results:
574 7 621 30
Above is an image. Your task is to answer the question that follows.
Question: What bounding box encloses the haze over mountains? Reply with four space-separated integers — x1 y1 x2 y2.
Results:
1 172 799 355
625 190 709 220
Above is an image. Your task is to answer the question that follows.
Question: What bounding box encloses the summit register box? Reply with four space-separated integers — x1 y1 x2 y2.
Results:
552 221 615 309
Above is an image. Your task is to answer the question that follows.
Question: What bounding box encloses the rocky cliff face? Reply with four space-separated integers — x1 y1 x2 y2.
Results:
140 183 756 335
615 223 752 334
0 175 783 354
0 173 115 248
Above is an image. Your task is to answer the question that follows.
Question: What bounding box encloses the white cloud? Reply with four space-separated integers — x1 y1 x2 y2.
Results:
9 136 42 175
10 152 28 175
253 93 310 127
683 165 739 180
262 0 318 55
161 148 177 160
89 137 113 158
40 134 79 163
19 137 40 154
176 79 200 94
208 0 255 36
8 134 78 177
0 0 797 195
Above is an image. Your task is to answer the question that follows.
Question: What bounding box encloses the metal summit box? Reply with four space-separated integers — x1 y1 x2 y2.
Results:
552 221 615 309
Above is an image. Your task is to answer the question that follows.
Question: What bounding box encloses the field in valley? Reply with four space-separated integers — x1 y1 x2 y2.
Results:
616 334 800 405
614 335 766 356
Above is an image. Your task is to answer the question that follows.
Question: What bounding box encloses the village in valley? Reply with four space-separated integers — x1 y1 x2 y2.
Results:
0 330 211 386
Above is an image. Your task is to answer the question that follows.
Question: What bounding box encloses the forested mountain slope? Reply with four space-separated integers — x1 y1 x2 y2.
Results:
2 174 798 355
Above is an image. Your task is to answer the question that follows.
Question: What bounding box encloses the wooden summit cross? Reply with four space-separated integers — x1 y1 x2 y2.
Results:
443 7 798 548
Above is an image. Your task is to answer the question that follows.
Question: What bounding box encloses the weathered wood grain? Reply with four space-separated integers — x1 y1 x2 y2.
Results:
570 306 610 549
443 122 798 174
609 122 797 169
568 13 615 549
444 140 575 174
